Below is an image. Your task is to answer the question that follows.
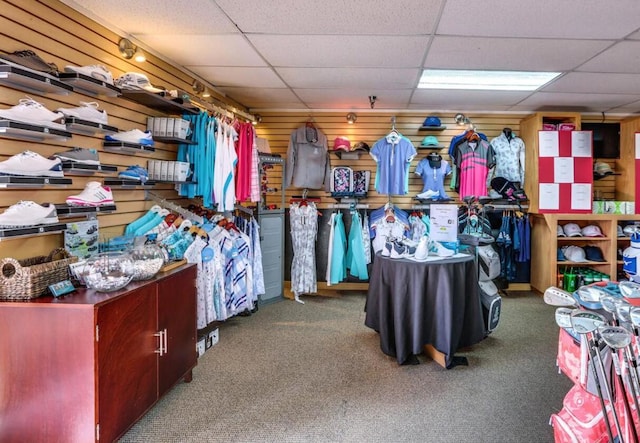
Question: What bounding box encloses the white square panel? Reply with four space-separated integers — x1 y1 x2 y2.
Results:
60 0 238 34
185 67 286 88
249 35 429 68
136 34 267 67
542 73 640 94
276 68 420 89
577 41 640 73
217 87 303 108
215 0 442 34
510 92 640 112
294 89 413 109
438 0 640 39
425 36 611 71
410 89 531 111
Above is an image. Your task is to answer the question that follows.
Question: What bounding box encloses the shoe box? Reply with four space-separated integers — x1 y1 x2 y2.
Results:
196 328 219 357
147 160 190 182
147 117 191 139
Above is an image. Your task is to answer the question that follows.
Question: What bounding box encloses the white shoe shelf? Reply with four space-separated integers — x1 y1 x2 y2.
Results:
103 178 156 189
0 176 72 187
103 141 155 154
64 117 118 136
60 161 118 176
0 223 68 241
54 204 117 218
0 63 72 96
57 72 120 97
0 119 72 142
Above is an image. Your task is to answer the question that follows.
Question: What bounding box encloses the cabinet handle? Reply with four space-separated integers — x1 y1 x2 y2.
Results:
154 331 164 356
163 328 168 355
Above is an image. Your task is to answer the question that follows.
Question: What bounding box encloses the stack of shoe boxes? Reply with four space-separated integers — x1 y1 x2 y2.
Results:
146 117 192 140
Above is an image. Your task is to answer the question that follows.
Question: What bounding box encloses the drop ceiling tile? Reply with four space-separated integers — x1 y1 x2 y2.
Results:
294 89 412 109
185 67 286 88
135 35 267 67
510 92 640 112
577 41 640 73
542 72 640 94
276 68 420 89
410 89 531 111
248 35 429 68
217 87 303 108
438 0 640 39
215 0 442 34
425 36 612 71
60 0 238 34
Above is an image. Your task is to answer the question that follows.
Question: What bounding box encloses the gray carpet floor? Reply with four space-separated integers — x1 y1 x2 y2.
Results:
119 291 573 443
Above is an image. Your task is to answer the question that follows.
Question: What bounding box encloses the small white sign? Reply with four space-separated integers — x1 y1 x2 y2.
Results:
539 131 559 157
571 131 592 157
554 157 575 183
539 183 560 210
430 204 458 242
571 183 592 210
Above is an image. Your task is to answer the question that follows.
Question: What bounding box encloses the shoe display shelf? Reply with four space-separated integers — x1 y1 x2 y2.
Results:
0 63 72 96
0 222 68 241
57 72 120 97
103 141 155 154
0 176 72 188
60 161 118 176
103 178 156 189
54 203 117 219
64 117 118 136
120 89 199 115
0 119 72 142
152 136 197 145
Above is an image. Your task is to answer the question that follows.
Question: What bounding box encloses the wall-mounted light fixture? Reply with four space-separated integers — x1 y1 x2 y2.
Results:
202 89 211 98
454 113 476 131
192 80 205 94
252 114 262 126
118 37 145 62
346 112 357 125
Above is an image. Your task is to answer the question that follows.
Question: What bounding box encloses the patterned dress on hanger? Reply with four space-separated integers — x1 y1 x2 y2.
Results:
290 202 319 296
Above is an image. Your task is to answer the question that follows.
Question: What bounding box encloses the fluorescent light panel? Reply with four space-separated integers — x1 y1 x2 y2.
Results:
419 69 562 91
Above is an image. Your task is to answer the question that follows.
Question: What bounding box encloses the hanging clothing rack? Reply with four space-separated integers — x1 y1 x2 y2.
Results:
146 191 204 224
327 203 370 209
234 204 254 216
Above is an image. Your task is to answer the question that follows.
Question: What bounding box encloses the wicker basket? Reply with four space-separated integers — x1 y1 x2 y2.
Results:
0 248 78 300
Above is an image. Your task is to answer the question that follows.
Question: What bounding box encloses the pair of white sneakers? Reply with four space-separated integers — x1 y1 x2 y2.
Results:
0 97 108 128
412 236 455 261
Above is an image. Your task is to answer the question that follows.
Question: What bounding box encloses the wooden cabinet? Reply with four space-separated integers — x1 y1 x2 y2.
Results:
520 112 581 213
0 264 197 443
530 214 640 292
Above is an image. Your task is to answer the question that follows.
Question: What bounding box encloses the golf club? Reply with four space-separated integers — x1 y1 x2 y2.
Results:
599 325 640 442
620 281 640 299
571 310 620 442
544 286 578 307
555 307 574 330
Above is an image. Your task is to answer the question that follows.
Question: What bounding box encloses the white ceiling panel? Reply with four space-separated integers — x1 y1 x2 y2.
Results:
276 68 420 89
609 99 640 113
60 0 238 34
510 92 640 112
542 72 640 94
217 87 303 107
214 0 443 35
294 89 413 109
185 67 286 88
248 35 430 68
425 37 612 71
135 35 267 67
410 89 531 109
577 41 640 73
438 0 640 39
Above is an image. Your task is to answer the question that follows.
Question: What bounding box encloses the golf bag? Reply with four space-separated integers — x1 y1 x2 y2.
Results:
478 280 501 334
477 245 500 282
550 384 610 443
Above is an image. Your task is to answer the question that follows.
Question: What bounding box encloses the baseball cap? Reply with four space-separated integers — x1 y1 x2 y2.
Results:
584 246 606 262
420 135 440 148
557 225 566 237
563 223 582 237
557 247 566 261
333 136 351 152
562 245 587 262
581 224 604 237
422 116 442 128
116 72 165 93
593 162 614 179
352 141 370 152
618 225 625 237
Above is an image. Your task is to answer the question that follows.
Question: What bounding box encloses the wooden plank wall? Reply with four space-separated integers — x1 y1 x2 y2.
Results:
0 0 247 260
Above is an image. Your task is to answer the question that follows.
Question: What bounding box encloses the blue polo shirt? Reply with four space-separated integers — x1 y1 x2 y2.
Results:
370 133 416 195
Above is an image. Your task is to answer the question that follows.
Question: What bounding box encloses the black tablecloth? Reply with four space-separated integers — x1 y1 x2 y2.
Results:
365 253 486 367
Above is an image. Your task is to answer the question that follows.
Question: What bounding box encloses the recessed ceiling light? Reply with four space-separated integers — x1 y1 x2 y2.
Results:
418 69 562 91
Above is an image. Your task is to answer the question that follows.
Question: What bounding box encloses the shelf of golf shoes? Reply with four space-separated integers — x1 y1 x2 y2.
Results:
103 178 156 189
54 203 117 219
0 223 68 240
0 63 73 96
57 72 120 98
103 141 155 154
64 117 119 136
60 161 118 176
0 176 72 188
0 119 72 141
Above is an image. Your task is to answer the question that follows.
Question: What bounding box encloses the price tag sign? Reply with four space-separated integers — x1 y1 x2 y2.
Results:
429 204 458 242
48 280 75 297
